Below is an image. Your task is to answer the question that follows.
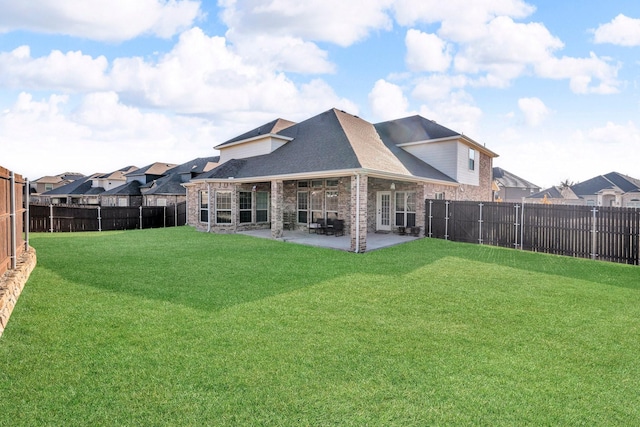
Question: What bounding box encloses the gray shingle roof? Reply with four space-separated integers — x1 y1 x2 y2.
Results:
374 115 460 144
216 119 296 148
198 109 457 183
42 175 98 196
102 180 141 196
493 167 539 188
569 172 640 196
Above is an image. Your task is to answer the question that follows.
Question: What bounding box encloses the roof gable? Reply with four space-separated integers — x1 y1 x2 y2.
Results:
493 167 539 188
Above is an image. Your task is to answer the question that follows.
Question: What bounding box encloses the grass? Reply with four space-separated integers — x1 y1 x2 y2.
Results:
1 226 640 426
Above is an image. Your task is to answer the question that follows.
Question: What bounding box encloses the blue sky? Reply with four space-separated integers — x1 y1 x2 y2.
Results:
1 0 639 188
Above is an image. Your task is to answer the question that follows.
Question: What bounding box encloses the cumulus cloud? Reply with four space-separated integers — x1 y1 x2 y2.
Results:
405 30 451 73
0 45 109 91
0 91 221 179
593 14 640 47
220 0 393 47
0 0 201 41
518 97 550 126
368 79 412 120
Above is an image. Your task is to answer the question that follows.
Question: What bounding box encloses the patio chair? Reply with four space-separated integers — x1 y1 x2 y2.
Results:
309 218 326 234
329 219 344 237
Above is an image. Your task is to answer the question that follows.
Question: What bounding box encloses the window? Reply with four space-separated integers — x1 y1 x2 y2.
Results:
395 192 416 227
326 179 339 188
157 198 167 207
239 192 252 223
45 183 53 191
629 199 640 208
326 190 338 222
435 192 445 200
468 148 476 170
297 191 308 223
256 192 269 222
311 190 324 222
216 192 232 224
298 181 309 188
311 179 324 188
200 190 208 222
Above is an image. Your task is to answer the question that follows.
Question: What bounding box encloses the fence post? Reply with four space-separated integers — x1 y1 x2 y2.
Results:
139 206 143 230
175 204 178 227
428 200 433 237
49 204 54 233
97 206 102 232
9 171 17 269
163 206 167 228
444 201 450 240
590 207 598 260
478 203 484 244
24 178 29 250
514 204 520 249
520 202 525 250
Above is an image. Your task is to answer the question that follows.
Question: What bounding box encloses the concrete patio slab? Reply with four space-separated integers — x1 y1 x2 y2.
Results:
238 229 420 252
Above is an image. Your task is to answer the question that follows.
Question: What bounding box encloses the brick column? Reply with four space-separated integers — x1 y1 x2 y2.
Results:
271 179 284 239
350 174 368 252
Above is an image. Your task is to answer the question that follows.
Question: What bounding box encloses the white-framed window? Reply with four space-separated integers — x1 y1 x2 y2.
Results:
215 191 232 224
199 190 208 222
297 191 308 224
239 191 252 223
310 190 324 222
395 192 416 227
325 190 338 222
435 192 445 200
468 148 476 171
628 199 640 208
157 198 167 207
326 179 339 188
119 197 129 207
45 183 53 191
256 191 269 222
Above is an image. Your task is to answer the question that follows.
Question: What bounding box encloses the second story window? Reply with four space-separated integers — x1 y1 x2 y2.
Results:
468 148 476 171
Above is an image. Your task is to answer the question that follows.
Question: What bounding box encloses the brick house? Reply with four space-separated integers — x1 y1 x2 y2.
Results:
184 108 498 252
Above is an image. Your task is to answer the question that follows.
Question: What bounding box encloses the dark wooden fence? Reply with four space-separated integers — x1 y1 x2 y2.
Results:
426 200 640 265
0 167 28 276
30 202 187 233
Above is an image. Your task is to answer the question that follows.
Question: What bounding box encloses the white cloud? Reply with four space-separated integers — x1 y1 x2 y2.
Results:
220 0 393 47
0 45 109 91
405 30 451 73
368 79 412 121
411 74 469 101
593 14 640 47
417 91 482 136
518 97 549 127
535 53 620 94
393 0 535 42
0 91 221 180
0 0 201 41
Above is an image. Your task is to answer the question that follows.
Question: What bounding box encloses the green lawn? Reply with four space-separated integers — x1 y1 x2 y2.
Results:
1 227 640 426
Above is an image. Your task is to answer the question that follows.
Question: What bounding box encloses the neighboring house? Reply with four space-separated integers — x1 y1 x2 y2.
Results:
101 162 177 207
492 167 540 202
91 166 138 191
144 157 219 207
30 172 84 201
526 186 580 205
184 108 499 252
39 173 103 205
570 172 640 207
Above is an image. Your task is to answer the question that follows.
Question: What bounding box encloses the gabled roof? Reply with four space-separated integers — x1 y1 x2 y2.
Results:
102 180 141 196
216 119 296 148
197 109 457 183
144 157 220 196
42 174 101 196
34 172 84 184
96 166 138 180
493 167 539 189
570 172 640 196
529 186 579 200
126 162 176 177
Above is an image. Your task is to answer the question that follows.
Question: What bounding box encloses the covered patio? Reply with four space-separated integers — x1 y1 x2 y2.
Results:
239 229 421 252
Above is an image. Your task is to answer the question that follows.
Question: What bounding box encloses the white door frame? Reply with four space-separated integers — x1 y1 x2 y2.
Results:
376 191 392 231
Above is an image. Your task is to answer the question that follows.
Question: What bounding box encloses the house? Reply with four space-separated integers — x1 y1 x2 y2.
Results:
39 173 103 205
30 172 84 201
184 108 498 252
102 162 176 207
143 157 219 207
570 172 640 207
525 185 580 205
91 166 138 191
492 167 540 202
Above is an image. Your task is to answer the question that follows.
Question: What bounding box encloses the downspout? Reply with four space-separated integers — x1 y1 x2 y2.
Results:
355 173 360 253
207 182 211 232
